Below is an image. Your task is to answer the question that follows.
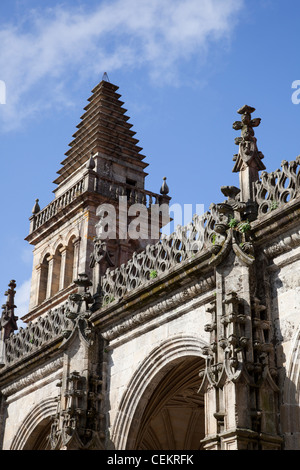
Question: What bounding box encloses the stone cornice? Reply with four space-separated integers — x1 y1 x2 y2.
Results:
1 357 63 400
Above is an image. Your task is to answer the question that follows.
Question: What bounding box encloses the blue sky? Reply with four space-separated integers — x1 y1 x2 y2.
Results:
1 0 300 321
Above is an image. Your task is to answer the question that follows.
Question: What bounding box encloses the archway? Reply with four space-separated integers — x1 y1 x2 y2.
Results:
111 335 207 450
22 417 52 450
135 356 205 450
10 397 57 450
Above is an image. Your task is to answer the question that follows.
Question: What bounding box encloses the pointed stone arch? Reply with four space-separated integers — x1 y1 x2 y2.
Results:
10 397 57 450
111 335 208 450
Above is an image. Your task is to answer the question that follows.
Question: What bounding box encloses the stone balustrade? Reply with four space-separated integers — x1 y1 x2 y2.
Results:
29 173 169 234
30 178 85 233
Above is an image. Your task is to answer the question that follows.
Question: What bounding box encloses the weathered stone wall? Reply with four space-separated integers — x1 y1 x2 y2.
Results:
106 299 211 447
1 357 62 449
268 246 300 449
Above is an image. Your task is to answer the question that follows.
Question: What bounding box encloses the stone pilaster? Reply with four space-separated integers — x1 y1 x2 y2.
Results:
199 208 282 449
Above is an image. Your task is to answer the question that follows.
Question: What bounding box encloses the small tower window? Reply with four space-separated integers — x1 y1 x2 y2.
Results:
38 254 50 303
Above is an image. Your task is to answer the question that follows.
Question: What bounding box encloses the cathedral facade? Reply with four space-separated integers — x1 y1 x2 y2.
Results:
0 78 300 450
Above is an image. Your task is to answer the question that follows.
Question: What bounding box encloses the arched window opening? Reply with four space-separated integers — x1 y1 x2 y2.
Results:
63 237 77 288
37 253 50 303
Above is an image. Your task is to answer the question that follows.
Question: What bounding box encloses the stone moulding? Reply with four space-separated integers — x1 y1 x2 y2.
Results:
10 397 59 450
111 335 207 450
101 273 215 344
263 228 300 260
1 357 63 400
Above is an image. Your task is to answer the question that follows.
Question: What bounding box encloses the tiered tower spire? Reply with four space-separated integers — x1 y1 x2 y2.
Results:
53 79 148 193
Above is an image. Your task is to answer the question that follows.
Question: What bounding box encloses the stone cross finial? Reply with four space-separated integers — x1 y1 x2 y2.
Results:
233 105 261 145
232 105 266 205
0 280 18 340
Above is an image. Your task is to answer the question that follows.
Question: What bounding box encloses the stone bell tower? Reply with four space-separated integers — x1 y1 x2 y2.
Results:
24 75 170 324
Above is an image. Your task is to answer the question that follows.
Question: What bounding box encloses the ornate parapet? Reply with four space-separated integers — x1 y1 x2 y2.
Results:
28 177 85 234
2 304 71 369
28 159 171 237
254 156 300 216
96 211 212 305
0 274 96 370
94 191 254 307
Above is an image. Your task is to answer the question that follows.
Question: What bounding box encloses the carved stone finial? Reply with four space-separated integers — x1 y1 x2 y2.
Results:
90 239 114 269
232 105 266 205
232 105 265 172
32 199 40 214
160 177 169 195
0 280 18 340
64 274 95 342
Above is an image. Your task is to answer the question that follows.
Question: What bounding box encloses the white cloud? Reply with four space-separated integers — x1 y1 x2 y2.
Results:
0 0 244 130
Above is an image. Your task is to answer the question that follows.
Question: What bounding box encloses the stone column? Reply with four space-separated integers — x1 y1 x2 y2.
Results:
46 255 55 299
72 237 81 282
34 263 43 306
59 246 68 291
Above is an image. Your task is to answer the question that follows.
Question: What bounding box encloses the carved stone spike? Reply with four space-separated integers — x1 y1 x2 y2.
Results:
0 280 18 340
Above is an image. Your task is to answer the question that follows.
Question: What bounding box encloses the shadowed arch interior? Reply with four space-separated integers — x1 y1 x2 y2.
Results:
111 335 208 450
134 356 205 450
